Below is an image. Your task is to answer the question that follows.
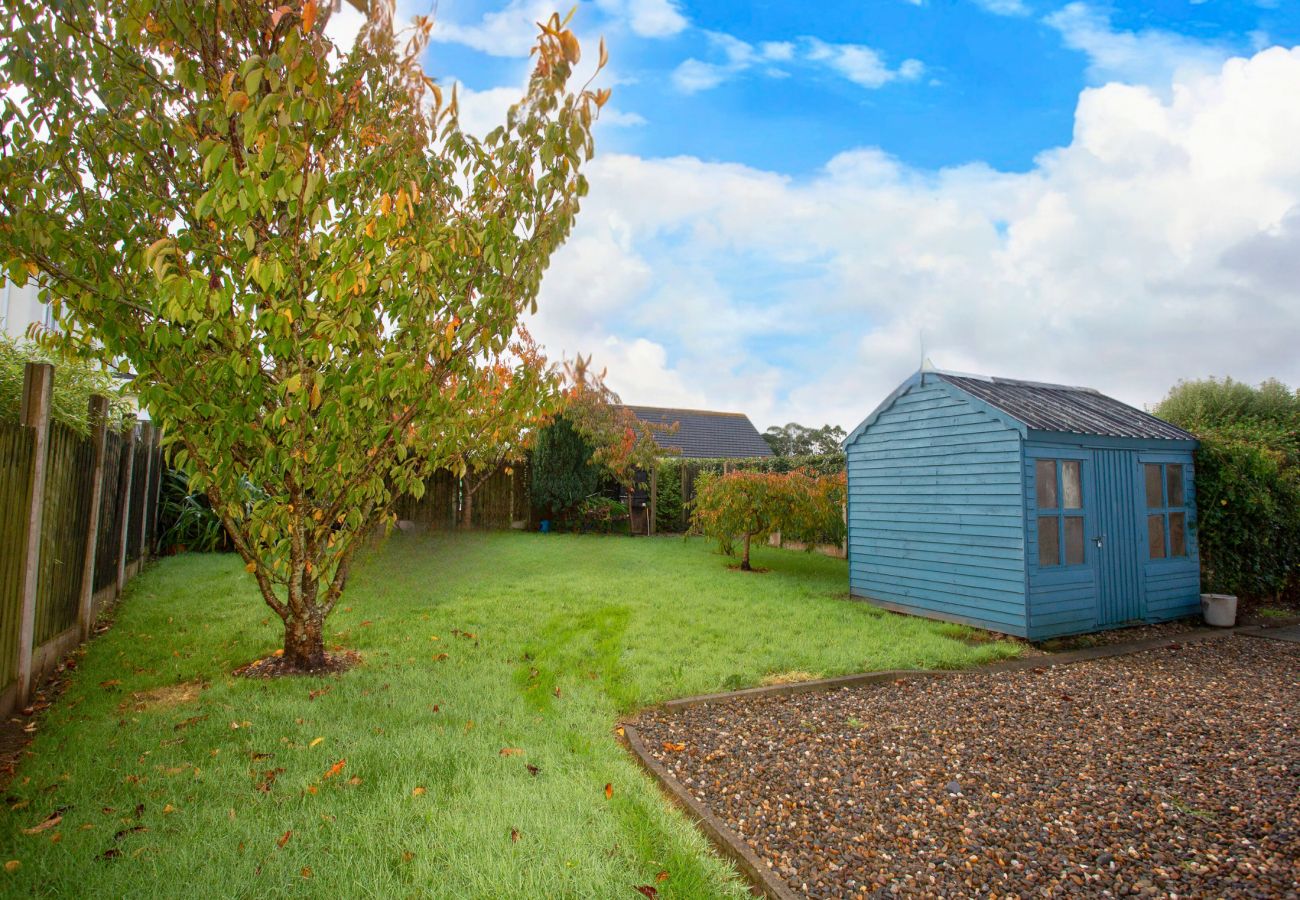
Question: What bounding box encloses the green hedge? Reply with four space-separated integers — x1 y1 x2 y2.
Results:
1155 378 1300 602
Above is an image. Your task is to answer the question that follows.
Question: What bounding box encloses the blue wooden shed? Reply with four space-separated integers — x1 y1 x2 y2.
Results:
843 365 1200 640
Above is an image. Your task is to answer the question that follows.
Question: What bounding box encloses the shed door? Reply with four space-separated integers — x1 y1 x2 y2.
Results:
1091 449 1144 626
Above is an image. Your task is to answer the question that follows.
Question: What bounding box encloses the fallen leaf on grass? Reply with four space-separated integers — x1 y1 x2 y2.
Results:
9 800 28 812
22 810 64 835
347 776 362 786
308 685 332 701
99 848 121 861
432 653 448 662
661 742 686 753
412 787 426 796
656 871 669 883
300 867 313 879
277 830 292 849
615 726 624 737
309 737 324 748
173 715 206 731
499 747 524 757
510 828 520 843
634 887 658 898
162 804 176 815
604 783 613 800
3 861 18 873
99 680 121 689
526 764 540 777
323 760 346 779
255 768 284 793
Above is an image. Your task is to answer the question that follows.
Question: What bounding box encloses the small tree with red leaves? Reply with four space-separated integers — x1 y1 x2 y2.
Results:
691 469 844 570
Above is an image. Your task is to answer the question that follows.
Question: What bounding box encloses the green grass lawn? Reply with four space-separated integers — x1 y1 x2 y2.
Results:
0 532 1021 897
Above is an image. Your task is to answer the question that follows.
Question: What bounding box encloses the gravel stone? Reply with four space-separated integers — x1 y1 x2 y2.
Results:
635 636 1300 898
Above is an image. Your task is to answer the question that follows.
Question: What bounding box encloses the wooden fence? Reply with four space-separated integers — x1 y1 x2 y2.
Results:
394 463 531 531
0 363 162 718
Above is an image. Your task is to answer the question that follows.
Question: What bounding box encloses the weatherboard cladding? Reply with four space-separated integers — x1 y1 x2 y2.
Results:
623 406 774 459
936 374 1194 441
846 382 1029 636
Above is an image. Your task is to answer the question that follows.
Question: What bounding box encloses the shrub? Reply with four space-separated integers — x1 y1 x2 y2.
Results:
576 495 629 535
0 335 128 433
653 457 684 533
1155 378 1300 601
531 417 601 522
157 469 231 554
691 469 844 571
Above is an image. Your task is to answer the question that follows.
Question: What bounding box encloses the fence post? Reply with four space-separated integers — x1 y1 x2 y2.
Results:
148 426 163 557
77 395 110 641
115 420 138 595
15 362 53 707
648 464 657 536
137 422 154 559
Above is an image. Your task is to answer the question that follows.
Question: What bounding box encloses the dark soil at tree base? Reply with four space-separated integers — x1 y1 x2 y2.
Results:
634 636 1300 898
233 650 361 679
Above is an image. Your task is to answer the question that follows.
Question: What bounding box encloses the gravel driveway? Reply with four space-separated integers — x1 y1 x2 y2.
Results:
634 635 1299 898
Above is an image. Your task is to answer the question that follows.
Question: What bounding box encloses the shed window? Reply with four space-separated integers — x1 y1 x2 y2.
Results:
1144 463 1189 560
1036 458 1085 568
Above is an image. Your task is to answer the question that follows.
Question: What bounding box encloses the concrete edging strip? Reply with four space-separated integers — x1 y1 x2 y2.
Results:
622 723 801 900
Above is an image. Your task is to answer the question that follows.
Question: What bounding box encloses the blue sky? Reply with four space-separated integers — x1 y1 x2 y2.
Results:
334 1 1300 429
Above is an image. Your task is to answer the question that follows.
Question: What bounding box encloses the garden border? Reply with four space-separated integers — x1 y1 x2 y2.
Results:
621 618 1300 899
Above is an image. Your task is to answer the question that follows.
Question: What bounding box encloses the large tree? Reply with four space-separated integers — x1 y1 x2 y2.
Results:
0 0 608 671
762 422 847 457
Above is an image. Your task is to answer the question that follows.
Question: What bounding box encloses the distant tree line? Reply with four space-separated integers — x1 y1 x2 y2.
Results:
762 422 847 457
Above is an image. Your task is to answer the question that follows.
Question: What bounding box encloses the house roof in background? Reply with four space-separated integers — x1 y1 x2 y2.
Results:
935 373 1195 441
623 406 775 459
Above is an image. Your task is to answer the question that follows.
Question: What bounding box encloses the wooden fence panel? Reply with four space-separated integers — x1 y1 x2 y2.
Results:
93 431 124 594
34 422 94 644
394 470 457 529
0 424 35 694
143 438 162 555
125 430 147 563
470 466 518 529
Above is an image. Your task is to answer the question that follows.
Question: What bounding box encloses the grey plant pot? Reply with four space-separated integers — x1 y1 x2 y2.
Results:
1200 593 1238 628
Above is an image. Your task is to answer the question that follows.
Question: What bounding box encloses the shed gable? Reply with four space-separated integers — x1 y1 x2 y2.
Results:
846 379 1028 635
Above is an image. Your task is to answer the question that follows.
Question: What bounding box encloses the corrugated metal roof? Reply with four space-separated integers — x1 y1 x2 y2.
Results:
935 373 1195 441
623 406 775 459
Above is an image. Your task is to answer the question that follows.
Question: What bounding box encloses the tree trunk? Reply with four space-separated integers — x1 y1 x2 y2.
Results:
741 532 752 571
461 481 474 528
283 611 327 670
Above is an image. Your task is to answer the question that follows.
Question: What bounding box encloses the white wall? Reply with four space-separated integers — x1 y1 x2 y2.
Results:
1 280 52 340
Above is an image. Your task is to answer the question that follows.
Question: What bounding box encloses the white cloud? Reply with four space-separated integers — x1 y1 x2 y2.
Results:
536 46 1300 429
594 0 688 38
802 37 925 89
430 0 684 57
429 0 558 57
1046 3 1233 87
973 0 1030 15
673 32 924 94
